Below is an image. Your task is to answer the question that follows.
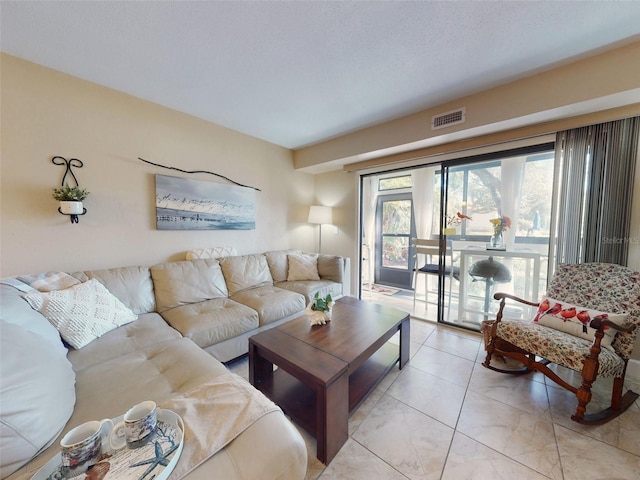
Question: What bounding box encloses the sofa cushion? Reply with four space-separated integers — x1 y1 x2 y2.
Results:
73 266 156 315
71 338 230 422
0 284 65 348
318 254 345 283
67 313 182 371
23 279 138 349
275 280 343 304
0 320 76 479
151 259 228 313
219 254 273 295
264 249 302 283
230 286 305 326
161 298 259 348
287 253 320 281
192 407 307 480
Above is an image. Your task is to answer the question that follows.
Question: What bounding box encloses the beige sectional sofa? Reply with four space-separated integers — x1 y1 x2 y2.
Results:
0 250 348 480
150 250 346 362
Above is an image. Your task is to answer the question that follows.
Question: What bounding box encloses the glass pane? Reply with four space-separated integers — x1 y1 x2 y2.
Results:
382 236 409 269
379 175 412 191
434 170 466 234
382 200 412 234
466 163 502 236
446 170 465 217
520 154 554 237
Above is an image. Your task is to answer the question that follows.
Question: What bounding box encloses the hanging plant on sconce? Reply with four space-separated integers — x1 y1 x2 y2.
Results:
51 156 88 223
52 185 90 215
52 185 90 202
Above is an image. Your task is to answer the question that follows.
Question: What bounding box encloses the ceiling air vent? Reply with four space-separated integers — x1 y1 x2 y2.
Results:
431 107 466 130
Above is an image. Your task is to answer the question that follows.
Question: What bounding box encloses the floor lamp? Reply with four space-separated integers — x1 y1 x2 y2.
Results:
308 205 332 253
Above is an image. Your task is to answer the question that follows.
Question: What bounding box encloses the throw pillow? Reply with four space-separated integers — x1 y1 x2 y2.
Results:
533 296 628 350
23 279 137 349
186 246 237 260
17 271 80 292
287 254 320 281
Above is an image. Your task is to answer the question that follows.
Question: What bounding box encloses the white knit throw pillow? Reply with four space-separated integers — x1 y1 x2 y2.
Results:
24 279 137 349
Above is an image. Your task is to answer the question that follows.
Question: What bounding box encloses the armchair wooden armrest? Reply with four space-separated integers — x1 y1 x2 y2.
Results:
493 292 540 323
589 316 635 334
493 292 539 307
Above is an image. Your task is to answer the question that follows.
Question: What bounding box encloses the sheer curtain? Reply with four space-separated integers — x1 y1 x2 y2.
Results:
500 155 526 246
411 167 435 239
551 116 640 266
361 176 378 288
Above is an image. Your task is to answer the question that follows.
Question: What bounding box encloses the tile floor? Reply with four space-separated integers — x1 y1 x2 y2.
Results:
227 318 640 480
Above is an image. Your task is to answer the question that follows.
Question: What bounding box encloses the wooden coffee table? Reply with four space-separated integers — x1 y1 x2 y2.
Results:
248 296 410 464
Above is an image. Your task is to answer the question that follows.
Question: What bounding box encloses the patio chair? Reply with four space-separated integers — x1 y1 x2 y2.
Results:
412 238 459 320
482 262 640 424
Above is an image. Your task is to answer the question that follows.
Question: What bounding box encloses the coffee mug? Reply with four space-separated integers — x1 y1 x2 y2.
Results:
115 400 157 448
60 419 125 472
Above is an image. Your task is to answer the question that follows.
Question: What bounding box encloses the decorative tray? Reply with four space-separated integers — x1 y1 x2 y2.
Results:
32 409 184 480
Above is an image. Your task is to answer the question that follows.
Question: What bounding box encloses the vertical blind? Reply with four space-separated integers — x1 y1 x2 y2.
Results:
553 116 639 266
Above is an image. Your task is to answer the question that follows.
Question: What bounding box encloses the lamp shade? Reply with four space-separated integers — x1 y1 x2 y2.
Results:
308 205 332 225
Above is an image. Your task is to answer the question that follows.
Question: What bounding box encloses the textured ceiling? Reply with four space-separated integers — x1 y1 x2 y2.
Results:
2 1 640 149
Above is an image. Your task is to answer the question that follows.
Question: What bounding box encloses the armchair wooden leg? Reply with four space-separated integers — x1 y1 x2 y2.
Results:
611 377 624 409
481 320 497 367
571 338 640 424
573 375 639 424
483 337 495 368
481 321 531 373
572 334 601 422
572 382 593 423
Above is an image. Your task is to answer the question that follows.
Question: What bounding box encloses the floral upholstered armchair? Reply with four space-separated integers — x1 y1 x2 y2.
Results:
483 262 640 424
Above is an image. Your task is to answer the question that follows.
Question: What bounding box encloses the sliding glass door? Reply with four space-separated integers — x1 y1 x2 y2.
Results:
433 145 555 328
360 143 556 331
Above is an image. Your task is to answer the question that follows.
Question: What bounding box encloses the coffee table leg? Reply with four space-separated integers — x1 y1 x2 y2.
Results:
399 317 410 369
249 342 273 385
317 372 349 464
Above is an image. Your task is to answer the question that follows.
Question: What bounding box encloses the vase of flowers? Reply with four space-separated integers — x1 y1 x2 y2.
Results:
305 292 333 326
490 231 503 248
489 215 511 248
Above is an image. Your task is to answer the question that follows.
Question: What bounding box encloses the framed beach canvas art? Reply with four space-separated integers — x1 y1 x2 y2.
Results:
155 174 256 230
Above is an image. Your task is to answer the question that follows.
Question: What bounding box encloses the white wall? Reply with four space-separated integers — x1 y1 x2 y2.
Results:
0 54 315 276
311 169 359 294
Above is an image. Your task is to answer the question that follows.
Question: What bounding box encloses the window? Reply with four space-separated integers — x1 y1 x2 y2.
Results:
432 148 555 243
519 154 553 239
381 199 412 269
379 175 412 191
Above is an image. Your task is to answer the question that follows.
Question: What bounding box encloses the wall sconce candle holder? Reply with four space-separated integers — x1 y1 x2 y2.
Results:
52 156 88 224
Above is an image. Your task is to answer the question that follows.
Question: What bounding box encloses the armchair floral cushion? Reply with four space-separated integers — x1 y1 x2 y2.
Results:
496 319 625 378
